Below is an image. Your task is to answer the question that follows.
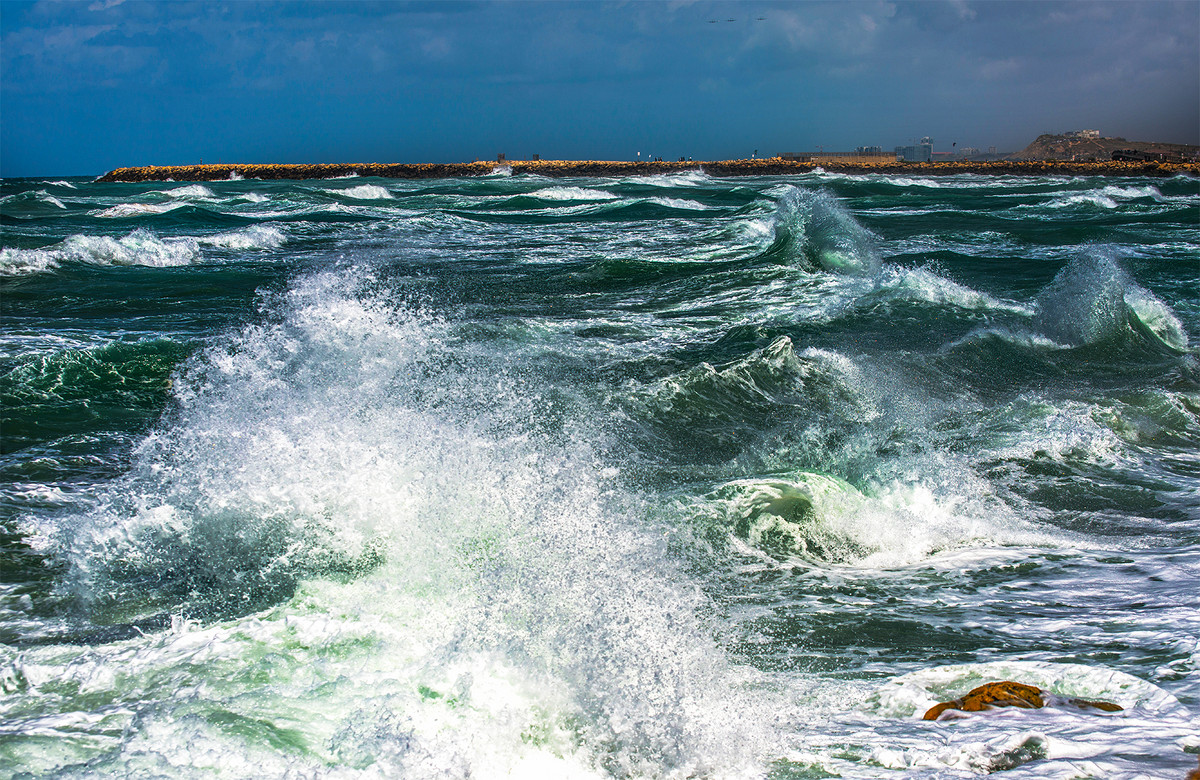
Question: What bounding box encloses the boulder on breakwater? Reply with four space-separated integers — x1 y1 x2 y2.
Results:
96 157 1199 182
923 680 1123 720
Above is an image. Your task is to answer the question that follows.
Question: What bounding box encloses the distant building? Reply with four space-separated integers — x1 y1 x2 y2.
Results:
855 145 883 155
1065 130 1100 139
895 137 933 162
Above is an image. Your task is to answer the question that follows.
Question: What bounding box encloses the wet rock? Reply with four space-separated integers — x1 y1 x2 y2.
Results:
923 680 1122 720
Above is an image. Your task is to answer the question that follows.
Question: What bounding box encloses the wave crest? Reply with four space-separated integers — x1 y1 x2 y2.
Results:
0 229 200 275
764 186 880 275
1035 249 1189 352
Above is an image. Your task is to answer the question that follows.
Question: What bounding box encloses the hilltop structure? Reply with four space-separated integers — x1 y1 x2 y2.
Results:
1011 133 1199 162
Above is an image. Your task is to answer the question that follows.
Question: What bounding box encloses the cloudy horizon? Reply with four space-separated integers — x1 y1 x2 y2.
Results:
3 0 1197 177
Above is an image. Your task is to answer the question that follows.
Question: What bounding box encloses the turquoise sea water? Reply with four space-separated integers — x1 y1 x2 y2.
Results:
1 170 1198 778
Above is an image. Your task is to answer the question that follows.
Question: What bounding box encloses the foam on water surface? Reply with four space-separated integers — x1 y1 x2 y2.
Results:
326 183 394 200
529 186 618 201
0 229 200 274
2 171 1196 779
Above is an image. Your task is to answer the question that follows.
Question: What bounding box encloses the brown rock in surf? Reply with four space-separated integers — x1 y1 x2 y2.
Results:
923 680 1122 720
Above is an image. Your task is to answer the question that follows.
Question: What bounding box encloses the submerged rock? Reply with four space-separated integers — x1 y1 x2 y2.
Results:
923 680 1122 720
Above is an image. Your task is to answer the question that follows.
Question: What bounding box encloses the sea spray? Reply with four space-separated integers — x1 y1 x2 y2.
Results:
49 270 778 776
1035 247 1189 352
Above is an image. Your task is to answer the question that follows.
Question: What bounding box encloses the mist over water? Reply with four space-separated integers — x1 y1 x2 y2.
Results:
1 171 1198 778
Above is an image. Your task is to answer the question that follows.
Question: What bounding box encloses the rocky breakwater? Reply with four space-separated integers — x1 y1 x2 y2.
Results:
96 162 499 183
97 157 1199 182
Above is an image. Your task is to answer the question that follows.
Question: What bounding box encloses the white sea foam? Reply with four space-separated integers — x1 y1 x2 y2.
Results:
44 180 77 189
843 661 1196 778
0 229 200 275
1100 184 1164 201
199 225 286 250
530 186 617 201
648 196 710 210
1058 192 1119 209
163 184 217 200
634 170 710 187
1044 185 1167 211
0 246 61 276
877 266 1032 314
93 202 185 218
327 184 393 200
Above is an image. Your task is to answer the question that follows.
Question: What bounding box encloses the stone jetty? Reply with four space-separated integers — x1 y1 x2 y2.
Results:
97 157 1198 183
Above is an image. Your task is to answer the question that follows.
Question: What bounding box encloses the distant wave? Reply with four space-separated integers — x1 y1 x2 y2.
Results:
0 189 68 211
162 184 218 200
200 225 287 250
93 202 186 218
0 225 285 276
324 184 394 200
529 186 617 201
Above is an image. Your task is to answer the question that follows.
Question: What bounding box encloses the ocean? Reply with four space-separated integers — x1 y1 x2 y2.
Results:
1 169 1197 778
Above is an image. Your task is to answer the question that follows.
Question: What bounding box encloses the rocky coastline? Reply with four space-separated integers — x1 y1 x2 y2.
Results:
96 157 1198 182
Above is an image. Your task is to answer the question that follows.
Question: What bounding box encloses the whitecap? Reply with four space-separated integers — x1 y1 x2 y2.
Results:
163 184 217 200
0 229 199 274
1047 192 1120 209
0 246 62 276
648 196 710 210
40 269 778 776
633 170 710 187
327 184 393 200
766 186 880 275
877 266 1032 314
199 225 286 250
1100 184 1164 201
44 180 77 189
0 189 67 209
93 203 185 218
530 187 617 201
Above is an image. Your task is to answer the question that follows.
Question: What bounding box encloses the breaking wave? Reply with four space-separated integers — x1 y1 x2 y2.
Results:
1034 249 1189 352
762 186 881 275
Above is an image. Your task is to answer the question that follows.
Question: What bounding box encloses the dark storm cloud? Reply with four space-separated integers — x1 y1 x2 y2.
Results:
2 0 1196 176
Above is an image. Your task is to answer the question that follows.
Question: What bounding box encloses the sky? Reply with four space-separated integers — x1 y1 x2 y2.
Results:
2 0 1198 177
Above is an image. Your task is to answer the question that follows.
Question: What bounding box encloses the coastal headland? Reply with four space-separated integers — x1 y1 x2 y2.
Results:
97 157 1198 182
